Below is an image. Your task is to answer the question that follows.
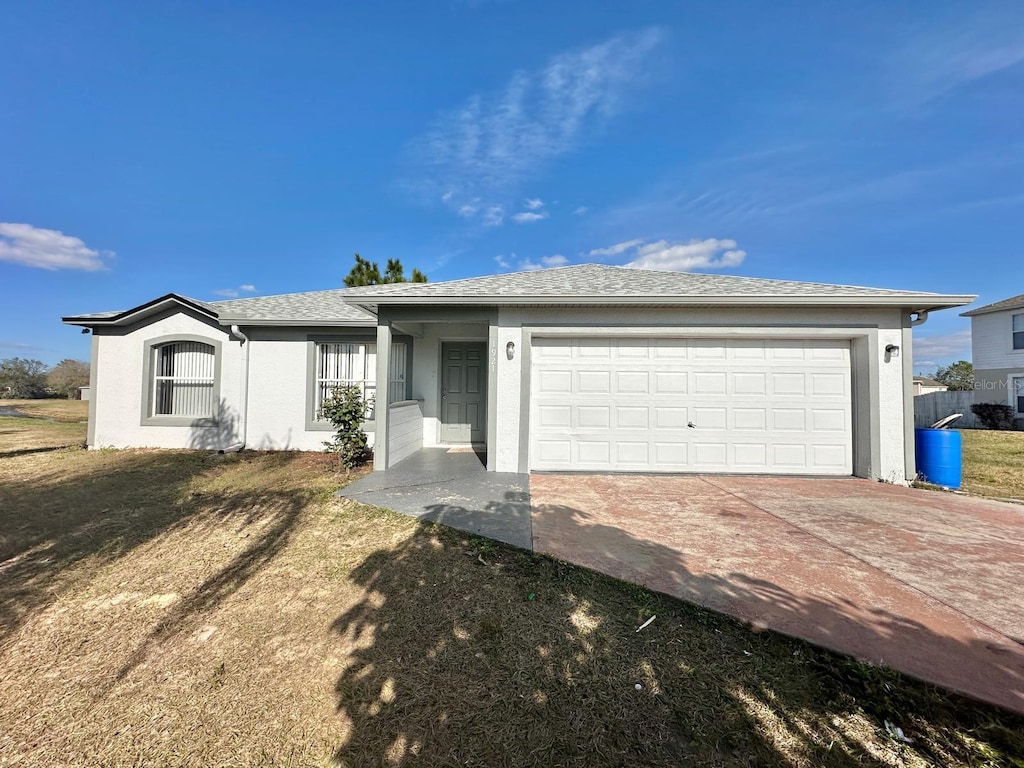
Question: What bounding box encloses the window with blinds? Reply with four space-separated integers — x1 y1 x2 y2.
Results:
1013 313 1024 351
315 341 407 419
152 341 216 417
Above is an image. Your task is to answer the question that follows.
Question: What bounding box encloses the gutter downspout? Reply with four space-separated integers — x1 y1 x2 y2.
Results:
222 325 250 453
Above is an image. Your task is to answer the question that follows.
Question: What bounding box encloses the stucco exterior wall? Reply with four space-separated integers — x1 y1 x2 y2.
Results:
971 311 1024 370
91 310 242 449
232 327 378 451
91 319 379 452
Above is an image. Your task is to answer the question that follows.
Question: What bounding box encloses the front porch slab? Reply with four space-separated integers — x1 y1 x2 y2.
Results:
339 448 532 549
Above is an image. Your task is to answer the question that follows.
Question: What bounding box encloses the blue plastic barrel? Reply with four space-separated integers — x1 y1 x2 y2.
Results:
915 428 962 489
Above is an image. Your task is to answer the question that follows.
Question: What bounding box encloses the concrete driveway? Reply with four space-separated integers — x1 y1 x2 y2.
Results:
530 475 1024 715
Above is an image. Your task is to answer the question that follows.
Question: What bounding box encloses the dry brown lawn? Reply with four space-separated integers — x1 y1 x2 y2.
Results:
962 429 1024 500
1 397 89 422
1 415 1022 767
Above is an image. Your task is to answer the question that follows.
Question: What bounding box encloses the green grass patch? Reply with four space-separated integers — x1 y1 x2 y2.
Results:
962 429 1024 500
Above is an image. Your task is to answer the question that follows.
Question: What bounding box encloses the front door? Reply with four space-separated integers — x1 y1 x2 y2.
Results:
440 342 486 444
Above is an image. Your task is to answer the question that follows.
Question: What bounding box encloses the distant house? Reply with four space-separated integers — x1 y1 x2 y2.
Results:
962 293 1024 425
912 376 947 396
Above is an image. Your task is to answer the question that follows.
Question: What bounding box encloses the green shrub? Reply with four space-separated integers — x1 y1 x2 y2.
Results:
318 385 371 470
970 403 1015 430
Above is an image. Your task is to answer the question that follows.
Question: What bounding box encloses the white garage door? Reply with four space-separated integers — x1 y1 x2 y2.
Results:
530 337 852 475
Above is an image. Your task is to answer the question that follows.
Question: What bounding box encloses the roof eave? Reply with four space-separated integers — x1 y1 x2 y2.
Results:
342 293 976 311
62 293 219 327
961 304 1024 318
214 317 376 327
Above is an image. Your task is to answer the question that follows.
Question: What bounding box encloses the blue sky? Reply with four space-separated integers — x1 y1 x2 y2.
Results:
2 1 1021 372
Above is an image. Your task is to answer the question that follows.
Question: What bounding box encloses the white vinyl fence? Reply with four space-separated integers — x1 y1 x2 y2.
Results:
914 390 977 429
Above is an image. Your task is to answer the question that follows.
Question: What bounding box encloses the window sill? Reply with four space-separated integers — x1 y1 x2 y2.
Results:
141 415 219 428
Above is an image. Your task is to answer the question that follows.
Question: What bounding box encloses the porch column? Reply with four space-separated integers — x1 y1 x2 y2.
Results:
374 320 392 470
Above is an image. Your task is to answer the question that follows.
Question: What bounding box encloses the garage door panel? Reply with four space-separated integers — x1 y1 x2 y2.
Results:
654 406 688 429
811 373 846 396
537 369 571 394
654 371 687 394
577 370 611 393
578 405 611 428
733 443 768 467
772 408 806 430
616 442 649 465
537 404 571 428
733 408 767 430
616 406 649 429
734 372 767 395
531 337 851 475
615 371 649 394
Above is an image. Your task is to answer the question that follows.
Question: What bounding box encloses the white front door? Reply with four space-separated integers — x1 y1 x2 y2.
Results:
529 337 852 475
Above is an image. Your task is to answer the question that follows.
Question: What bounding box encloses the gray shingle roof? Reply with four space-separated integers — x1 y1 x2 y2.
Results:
64 265 973 327
210 289 374 324
342 264 969 306
64 289 374 327
961 292 1024 317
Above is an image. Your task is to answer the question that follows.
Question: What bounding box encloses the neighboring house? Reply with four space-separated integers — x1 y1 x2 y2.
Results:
912 376 948 396
63 264 972 484
962 293 1024 425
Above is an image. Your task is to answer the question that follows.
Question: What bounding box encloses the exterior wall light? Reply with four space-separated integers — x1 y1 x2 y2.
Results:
885 344 900 358
506 341 515 360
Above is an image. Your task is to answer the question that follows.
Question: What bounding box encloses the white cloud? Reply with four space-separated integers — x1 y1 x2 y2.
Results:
894 19 1024 106
913 329 972 362
573 206 589 215
213 284 258 298
494 254 512 269
0 222 112 271
587 239 644 258
587 237 746 271
511 211 549 223
457 202 479 218
482 205 504 227
415 28 664 206
518 254 569 271
524 198 544 210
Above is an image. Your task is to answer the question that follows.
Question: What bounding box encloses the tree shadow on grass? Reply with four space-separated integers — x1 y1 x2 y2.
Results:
0 446 312 679
327 495 1024 767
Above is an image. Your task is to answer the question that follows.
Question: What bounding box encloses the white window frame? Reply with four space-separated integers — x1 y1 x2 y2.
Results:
307 337 409 430
1013 376 1024 417
1013 313 1024 351
315 341 379 419
141 334 222 426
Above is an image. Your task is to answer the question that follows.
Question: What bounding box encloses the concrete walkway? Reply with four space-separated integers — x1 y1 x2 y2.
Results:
340 449 532 549
530 474 1024 715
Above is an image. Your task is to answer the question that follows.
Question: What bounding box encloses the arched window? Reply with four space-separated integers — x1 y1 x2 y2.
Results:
152 341 215 416
146 339 218 420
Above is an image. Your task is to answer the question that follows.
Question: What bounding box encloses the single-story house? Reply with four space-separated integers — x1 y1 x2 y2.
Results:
63 264 973 483
962 292 1024 425
912 376 948 396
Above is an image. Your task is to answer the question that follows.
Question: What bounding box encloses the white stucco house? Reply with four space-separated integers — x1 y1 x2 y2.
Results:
63 264 973 483
963 293 1024 425
912 376 948 396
